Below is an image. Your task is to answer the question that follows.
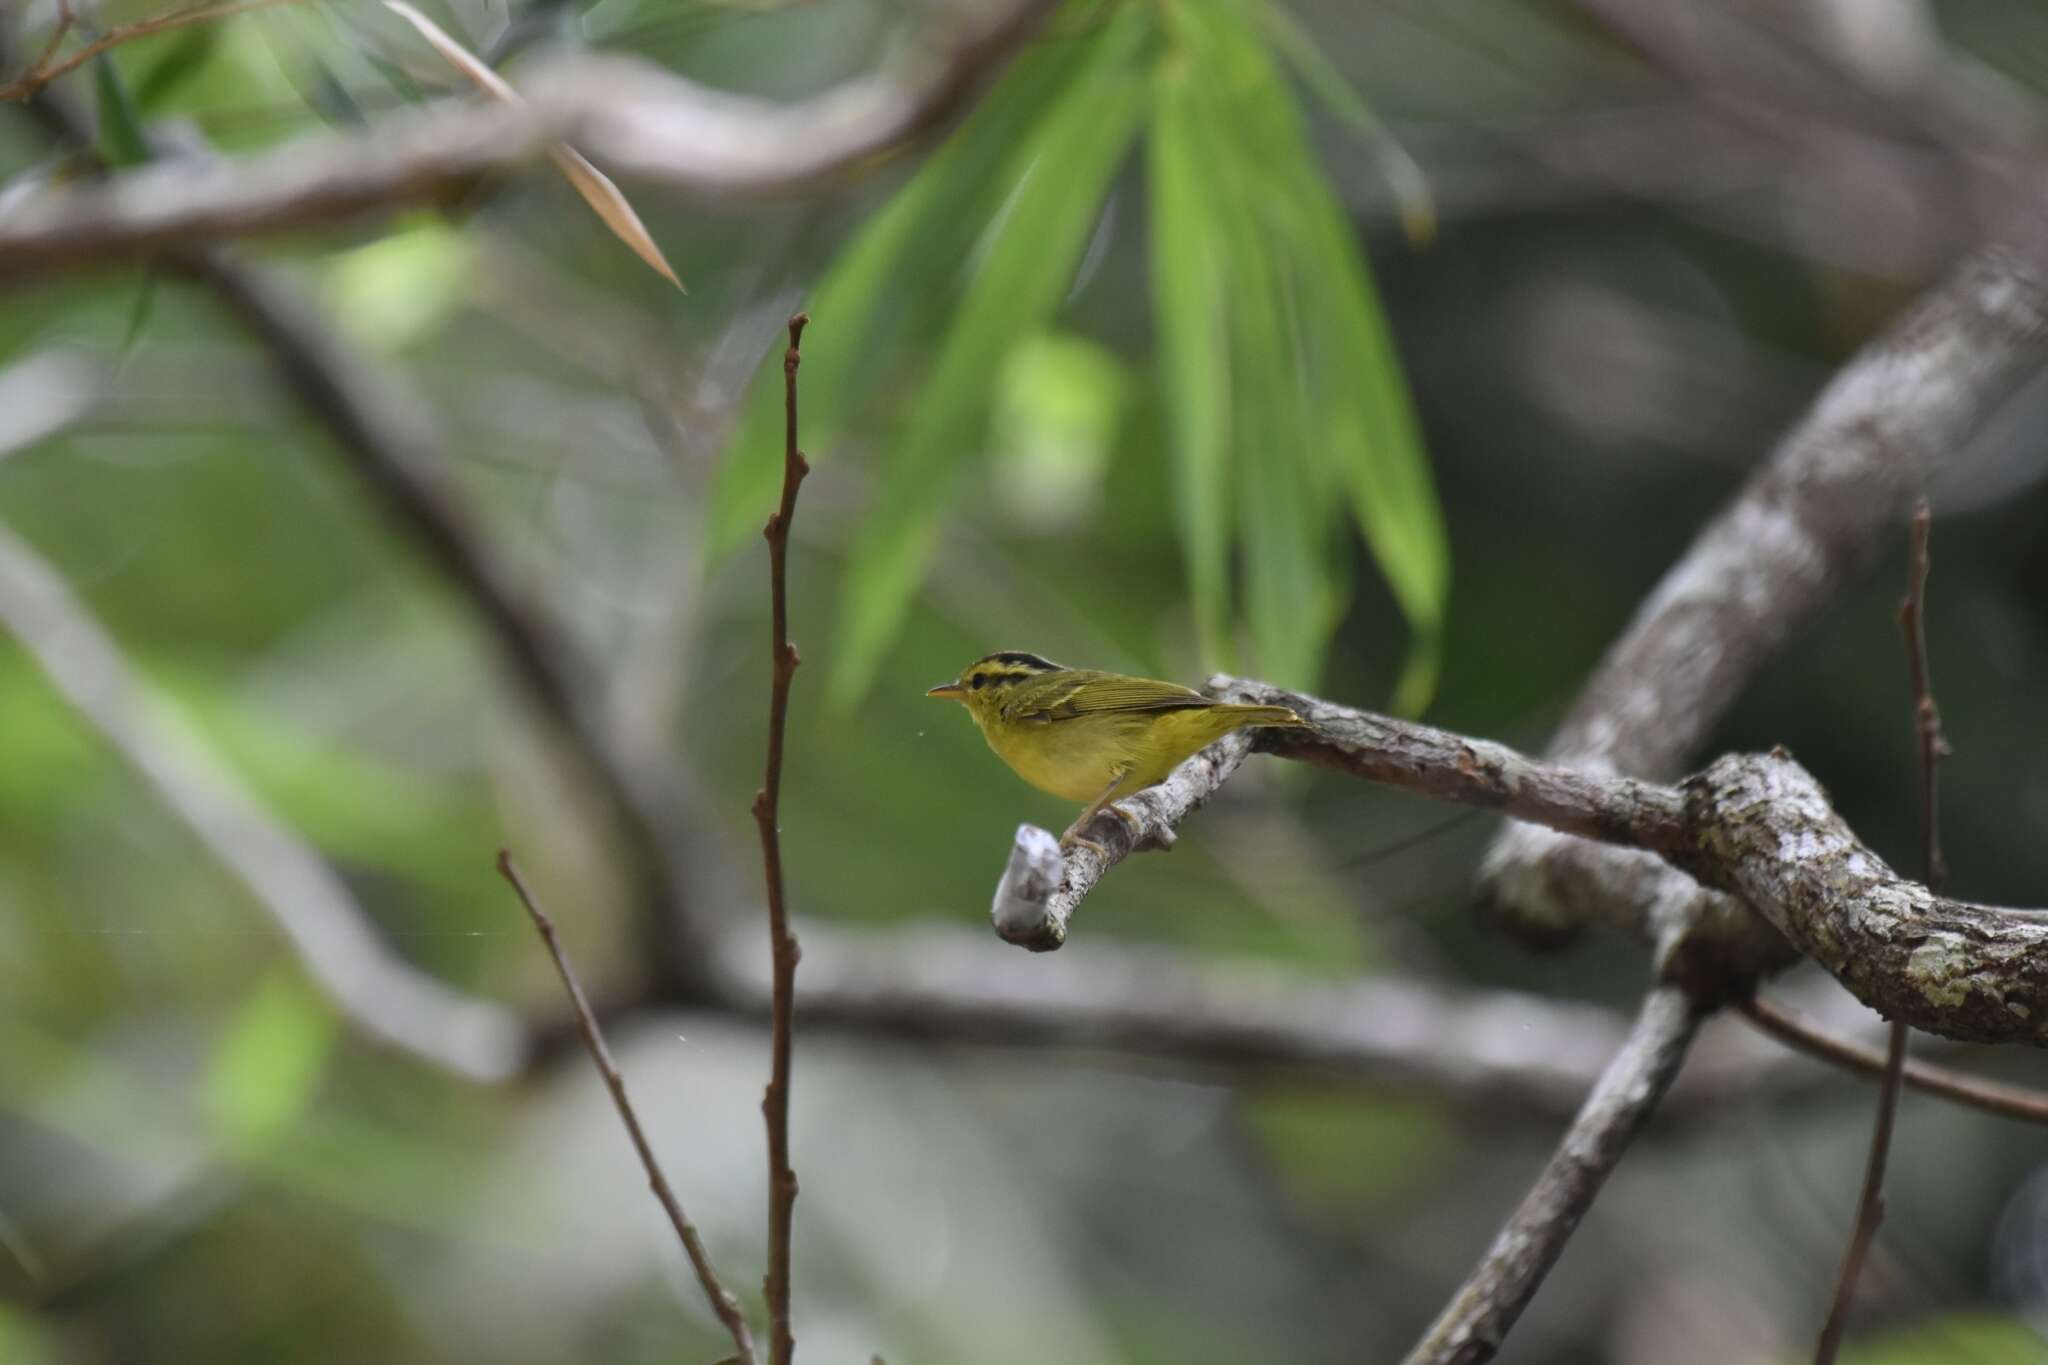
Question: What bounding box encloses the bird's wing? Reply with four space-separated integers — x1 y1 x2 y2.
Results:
1008 671 1218 724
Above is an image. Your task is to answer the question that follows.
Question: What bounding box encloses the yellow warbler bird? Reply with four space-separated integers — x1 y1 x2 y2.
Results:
926 651 1309 848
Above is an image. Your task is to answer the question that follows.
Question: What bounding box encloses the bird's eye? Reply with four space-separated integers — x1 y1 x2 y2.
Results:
969 674 987 691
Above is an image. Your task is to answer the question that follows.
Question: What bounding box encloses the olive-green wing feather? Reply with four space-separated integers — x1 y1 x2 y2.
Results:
1006 670 1218 723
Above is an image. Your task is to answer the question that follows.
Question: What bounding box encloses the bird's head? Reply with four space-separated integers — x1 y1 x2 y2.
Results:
926 651 1064 721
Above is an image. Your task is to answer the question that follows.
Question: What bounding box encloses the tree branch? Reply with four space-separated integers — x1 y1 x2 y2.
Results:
1478 242 2048 956
0 0 296 103
708 920 1647 1118
751 312 808 1365
0 519 525 1080
0 0 1058 282
1737 996 2048 1125
497 852 757 1365
4 26 723 1002
181 251 721 991
987 674 2048 1048
1402 984 1703 1365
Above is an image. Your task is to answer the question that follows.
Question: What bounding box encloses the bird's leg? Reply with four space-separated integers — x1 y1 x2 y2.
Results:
1060 769 1141 854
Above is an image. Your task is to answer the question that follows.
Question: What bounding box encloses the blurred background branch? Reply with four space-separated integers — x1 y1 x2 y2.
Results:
0 512 526 1079
0 0 1059 280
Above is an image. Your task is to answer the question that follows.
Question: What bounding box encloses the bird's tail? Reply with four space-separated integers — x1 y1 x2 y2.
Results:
1222 703 1310 729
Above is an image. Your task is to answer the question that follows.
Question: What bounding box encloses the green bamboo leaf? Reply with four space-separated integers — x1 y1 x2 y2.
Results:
93 57 150 168
828 4 1151 703
1259 1 1434 244
136 22 221 110
1209 123 1329 690
117 272 158 361
1202 0 1449 708
701 29 1100 565
1148 64 1235 669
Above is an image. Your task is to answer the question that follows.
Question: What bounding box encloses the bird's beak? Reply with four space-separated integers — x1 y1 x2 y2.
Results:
926 681 965 700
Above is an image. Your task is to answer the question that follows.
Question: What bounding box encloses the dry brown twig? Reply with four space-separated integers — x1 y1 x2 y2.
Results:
1735 997 2048 1125
752 312 809 1365
496 852 758 1365
0 0 297 103
1813 500 1949 1363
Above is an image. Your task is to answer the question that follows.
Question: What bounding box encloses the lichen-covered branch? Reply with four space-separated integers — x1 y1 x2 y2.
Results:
1681 750 2048 1045
988 676 2048 1048
1479 242 2048 949
1402 984 1703 1365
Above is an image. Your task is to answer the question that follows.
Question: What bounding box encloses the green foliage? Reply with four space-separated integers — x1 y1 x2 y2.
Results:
1829 1313 2048 1364
710 0 1447 705
136 23 224 111
321 219 474 352
92 57 151 168
0 1304 58 1365
1244 1091 1453 1216
203 973 338 1151
988 331 1129 534
1158 0 1448 705
702 18 1110 564
828 5 1151 703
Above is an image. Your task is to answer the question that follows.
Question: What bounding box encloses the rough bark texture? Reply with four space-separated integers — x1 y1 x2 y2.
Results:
1685 750 2048 1045
988 679 2048 1048
1480 243 2048 948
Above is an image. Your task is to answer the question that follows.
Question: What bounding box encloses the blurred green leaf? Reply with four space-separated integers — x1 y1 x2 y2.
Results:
702 22 1103 565
1830 1314 2048 1365
203 972 337 1150
1224 197 1329 691
136 22 223 110
828 3 1150 703
321 218 473 351
0 1304 58 1365
989 330 1127 534
1244 1091 1452 1216
116 273 158 362
93 57 150 168
1148 65 1235 668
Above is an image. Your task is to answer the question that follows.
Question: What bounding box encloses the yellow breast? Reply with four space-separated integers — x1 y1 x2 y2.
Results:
973 707 1248 804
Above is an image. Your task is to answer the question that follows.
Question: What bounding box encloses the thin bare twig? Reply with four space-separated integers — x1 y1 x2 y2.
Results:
1814 501 1948 1362
1736 997 2048 1126
495 852 757 1365
752 312 809 1365
0 0 297 103
1402 984 1703 1365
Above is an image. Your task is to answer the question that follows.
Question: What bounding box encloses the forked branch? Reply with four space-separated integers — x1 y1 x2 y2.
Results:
988 675 2048 1050
497 852 757 1365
